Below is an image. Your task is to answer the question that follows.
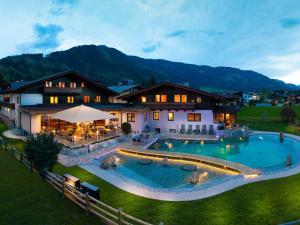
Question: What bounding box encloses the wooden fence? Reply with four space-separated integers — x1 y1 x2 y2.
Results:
0 137 161 225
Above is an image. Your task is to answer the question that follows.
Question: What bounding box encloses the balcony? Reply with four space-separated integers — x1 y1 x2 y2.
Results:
0 101 15 109
146 102 196 110
44 87 82 95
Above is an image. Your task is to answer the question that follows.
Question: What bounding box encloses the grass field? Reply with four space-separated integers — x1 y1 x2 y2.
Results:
238 106 300 135
2 120 300 225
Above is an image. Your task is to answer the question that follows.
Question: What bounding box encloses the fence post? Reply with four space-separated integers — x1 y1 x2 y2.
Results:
62 179 65 198
118 208 123 225
20 153 23 162
85 192 90 216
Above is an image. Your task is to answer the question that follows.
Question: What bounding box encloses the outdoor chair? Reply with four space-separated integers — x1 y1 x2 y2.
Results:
208 125 215 135
202 125 207 135
187 124 193 134
194 125 201 135
179 124 186 134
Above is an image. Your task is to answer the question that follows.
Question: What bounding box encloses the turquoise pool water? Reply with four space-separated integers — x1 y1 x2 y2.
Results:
94 155 235 189
148 134 300 170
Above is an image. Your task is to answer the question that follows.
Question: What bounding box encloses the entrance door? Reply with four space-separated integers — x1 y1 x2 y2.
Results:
225 113 231 127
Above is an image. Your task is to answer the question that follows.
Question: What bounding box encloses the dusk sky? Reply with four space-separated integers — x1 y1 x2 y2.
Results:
1 0 300 84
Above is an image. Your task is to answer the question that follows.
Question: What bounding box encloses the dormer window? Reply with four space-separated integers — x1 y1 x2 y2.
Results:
141 96 147 103
70 82 76 88
45 81 52 87
81 82 85 88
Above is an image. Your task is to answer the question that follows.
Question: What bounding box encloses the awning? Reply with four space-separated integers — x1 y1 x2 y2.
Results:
50 105 116 123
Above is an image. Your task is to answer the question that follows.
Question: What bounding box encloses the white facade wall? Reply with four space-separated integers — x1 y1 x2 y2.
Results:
149 110 216 133
21 94 43 105
21 112 31 133
122 111 148 133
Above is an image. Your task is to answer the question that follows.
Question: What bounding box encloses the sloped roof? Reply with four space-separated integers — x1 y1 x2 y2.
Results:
119 82 227 100
1 71 117 95
108 84 141 93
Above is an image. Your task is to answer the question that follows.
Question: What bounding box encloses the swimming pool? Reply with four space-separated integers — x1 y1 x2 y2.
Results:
92 154 235 190
148 134 300 171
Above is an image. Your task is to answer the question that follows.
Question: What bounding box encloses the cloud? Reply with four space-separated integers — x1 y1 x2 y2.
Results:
51 0 78 5
279 17 300 28
166 29 224 38
50 0 78 15
246 53 300 85
18 23 63 53
166 30 189 38
199 30 224 36
142 42 161 53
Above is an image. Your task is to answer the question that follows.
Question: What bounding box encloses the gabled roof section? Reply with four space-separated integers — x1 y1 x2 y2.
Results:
108 84 142 94
1 71 117 95
119 82 227 100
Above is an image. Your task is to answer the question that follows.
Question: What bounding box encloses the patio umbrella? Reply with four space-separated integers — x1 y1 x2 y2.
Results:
50 105 116 123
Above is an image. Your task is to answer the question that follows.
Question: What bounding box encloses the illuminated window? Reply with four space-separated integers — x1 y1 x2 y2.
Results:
174 94 187 102
127 113 135 122
196 97 202 103
155 95 167 102
70 82 77 88
153 112 159 120
174 95 181 103
168 112 174 121
45 81 52 87
83 96 90 103
95 96 101 103
155 95 161 102
81 82 85 87
50 96 58 104
161 95 167 102
187 113 201 121
141 96 147 103
67 96 74 103
58 82 65 88
144 112 147 122
181 95 187 103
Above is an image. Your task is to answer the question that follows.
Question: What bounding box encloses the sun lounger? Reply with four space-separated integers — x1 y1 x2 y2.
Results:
208 125 215 135
179 124 186 134
194 125 201 134
202 125 207 135
187 124 193 134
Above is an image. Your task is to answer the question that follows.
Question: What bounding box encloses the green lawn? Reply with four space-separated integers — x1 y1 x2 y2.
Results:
238 106 300 136
3 113 300 225
0 145 103 225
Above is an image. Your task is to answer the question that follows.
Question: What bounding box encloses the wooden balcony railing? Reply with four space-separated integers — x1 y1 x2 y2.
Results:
44 87 82 94
0 101 15 109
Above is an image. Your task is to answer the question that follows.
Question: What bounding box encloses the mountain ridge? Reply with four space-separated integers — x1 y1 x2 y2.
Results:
0 44 297 92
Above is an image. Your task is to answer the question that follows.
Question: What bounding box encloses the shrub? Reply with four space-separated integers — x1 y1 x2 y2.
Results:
121 122 132 135
25 132 62 175
280 107 296 123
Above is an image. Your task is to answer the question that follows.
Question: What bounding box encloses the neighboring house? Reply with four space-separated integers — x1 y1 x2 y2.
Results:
243 92 261 102
108 83 143 103
0 71 237 134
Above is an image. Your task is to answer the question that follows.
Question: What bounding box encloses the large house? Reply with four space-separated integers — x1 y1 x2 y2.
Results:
0 71 238 135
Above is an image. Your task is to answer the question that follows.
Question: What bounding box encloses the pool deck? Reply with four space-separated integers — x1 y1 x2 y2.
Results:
166 133 219 141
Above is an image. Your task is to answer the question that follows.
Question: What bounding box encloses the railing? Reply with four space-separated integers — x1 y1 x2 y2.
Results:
0 136 160 225
0 100 15 109
44 87 82 94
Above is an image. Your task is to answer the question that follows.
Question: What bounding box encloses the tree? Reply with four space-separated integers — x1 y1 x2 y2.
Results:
25 132 62 175
121 122 132 135
280 107 296 123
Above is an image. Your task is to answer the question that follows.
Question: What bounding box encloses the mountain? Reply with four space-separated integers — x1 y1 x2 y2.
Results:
0 44 297 91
